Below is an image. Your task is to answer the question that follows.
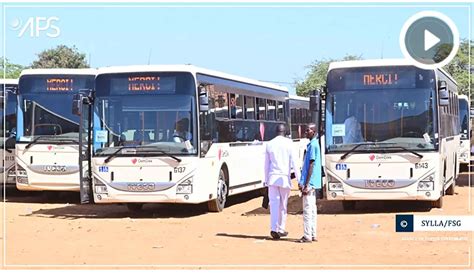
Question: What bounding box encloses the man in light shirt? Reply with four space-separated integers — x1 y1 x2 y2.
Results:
264 124 300 240
343 106 364 144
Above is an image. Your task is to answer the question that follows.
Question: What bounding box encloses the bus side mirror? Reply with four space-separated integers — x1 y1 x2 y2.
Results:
438 80 449 107
5 134 16 149
72 93 83 116
198 85 209 112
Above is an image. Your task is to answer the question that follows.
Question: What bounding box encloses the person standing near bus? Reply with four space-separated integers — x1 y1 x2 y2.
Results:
298 123 322 243
264 124 300 240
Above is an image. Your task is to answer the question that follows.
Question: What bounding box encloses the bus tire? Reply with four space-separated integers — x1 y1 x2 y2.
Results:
342 201 356 211
431 196 443 209
126 203 144 212
446 182 455 195
208 168 228 212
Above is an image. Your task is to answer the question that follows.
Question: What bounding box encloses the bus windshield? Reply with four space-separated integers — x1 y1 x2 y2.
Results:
94 72 197 156
0 86 17 147
18 75 95 141
459 99 469 140
325 66 437 152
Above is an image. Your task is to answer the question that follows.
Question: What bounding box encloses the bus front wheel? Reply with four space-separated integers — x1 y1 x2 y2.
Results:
431 196 443 209
208 169 228 212
446 183 455 195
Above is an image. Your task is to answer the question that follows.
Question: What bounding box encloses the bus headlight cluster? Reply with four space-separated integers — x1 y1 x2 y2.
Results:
7 168 16 177
16 164 28 184
460 152 468 160
176 178 193 194
94 180 108 194
328 182 343 191
418 172 434 191
417 182 434 191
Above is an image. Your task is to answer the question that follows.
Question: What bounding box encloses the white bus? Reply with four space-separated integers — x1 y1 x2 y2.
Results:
322 59 459 209
73 65 289 211
457 95 470 170
15 69 96 194
1 79 18 187
288 95 311 164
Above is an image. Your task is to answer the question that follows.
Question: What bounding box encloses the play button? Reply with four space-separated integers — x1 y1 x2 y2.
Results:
424 29 440 51
400 11 459 69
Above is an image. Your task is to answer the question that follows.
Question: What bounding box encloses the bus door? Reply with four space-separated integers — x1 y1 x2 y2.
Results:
73 91 94 204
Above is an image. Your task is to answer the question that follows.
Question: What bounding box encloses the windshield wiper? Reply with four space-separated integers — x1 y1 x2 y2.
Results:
104 146 182 163
380 145 423 159
340 143 378 160
104 145 137 163
24 136 79 150
340 142 423 160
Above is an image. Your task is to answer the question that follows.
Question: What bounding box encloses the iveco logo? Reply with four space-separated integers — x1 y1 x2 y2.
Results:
365 179 395 188
43 165 67 172
127 183 155 192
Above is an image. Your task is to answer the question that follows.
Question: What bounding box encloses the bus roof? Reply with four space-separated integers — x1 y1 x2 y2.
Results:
289 94 309 101
328 59 457 85
97 65 288 92
0 78 18 85
20 68 97 76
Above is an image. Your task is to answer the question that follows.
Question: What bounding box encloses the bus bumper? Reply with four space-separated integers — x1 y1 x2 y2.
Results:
326 190 440 201
92 178 200 204
16 182 80 192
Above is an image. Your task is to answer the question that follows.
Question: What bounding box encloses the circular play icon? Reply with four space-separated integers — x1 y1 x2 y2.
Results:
400 11 459 69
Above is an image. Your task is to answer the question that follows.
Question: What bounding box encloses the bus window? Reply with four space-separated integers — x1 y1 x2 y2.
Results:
245 96 255 120
277 101 284 121
256 98 266 120
267 100 276 121
209 89 229 119
230 93 243 119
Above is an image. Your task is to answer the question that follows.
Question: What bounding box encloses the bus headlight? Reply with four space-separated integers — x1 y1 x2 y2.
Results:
176 178 193 194
417 182 434 191
328 182 343 191
327 175 343 191
16 164 28 184
94 180 108 194
418 172 434 191
7 168 16 177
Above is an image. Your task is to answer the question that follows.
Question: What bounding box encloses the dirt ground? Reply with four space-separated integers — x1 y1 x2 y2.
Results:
1 172 472 270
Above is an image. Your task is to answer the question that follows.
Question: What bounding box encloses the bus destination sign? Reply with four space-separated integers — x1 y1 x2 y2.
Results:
46 78 74 91
128 76 160 92
363 73 398 86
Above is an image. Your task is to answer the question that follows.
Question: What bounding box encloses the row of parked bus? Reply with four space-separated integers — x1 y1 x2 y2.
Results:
1 59 469 211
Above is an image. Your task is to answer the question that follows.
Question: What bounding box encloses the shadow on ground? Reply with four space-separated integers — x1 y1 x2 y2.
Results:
7 189 263 220
242 195 434 216
456 172 473 187
215 232 298 242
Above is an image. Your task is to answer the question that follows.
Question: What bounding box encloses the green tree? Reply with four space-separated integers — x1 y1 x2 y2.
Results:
0 58 26 79
31 45 89 69
443 39 473 96
295 55 362 97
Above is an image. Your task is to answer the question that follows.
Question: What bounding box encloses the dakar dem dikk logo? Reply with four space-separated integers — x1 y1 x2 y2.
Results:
10 17 60 38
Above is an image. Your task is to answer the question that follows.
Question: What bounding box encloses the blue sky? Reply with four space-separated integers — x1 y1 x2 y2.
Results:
1 3 471 93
